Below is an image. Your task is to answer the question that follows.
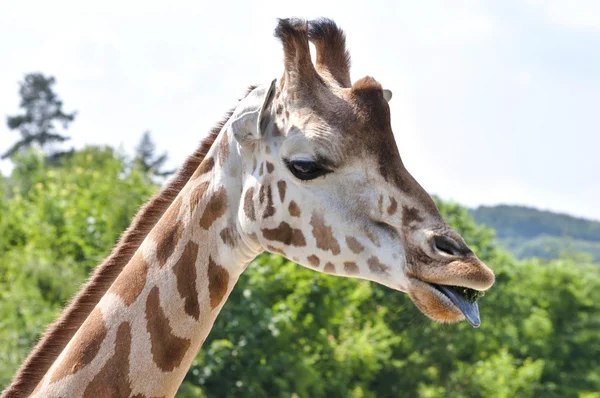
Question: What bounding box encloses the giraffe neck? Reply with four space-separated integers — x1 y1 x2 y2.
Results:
33 127 260 397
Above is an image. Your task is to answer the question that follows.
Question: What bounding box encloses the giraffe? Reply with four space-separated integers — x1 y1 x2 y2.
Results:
3 18 494 398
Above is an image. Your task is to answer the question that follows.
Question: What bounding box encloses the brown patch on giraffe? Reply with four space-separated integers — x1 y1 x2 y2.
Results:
266 162 275 174
288 201 301 217
368 256 391 276
388 197 398 215
219 130 229 166
83 321 132 398
345 236 364 254
285 110 290 120
275 103 283 115
146 287 191 372
50 308 107 383
244 187 256 221
191 157 215 180
154 197 184 268
208 256 229 309
262 222 307 246
307 255 320 267
189 181 210 216
220 227 237 247
199 186 228 229
365 230 380 247
277 180 287 202
310 212 341 255
109 250 149 306
258 184 266 204
402 205 424 229
262 185 276 219
259 162 264 176
378 195 384 214
173 241 200 320
4 86 259 398
272 124 282 136
267 245 286 255
323 262 336 274
344 262 359 275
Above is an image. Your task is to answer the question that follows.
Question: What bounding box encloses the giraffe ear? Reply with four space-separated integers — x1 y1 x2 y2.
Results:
382 89 392 102
231 79 277 144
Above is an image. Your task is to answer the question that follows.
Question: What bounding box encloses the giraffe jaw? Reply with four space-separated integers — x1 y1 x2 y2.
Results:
407 277 485 327
428 283 481 327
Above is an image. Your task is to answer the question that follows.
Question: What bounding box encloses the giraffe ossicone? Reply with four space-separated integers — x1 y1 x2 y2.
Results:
3 17 494 398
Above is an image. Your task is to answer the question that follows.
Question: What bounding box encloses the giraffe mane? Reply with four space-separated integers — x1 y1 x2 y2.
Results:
2 85 258 398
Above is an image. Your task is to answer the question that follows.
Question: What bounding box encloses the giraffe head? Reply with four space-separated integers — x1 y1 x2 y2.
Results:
229 18 494 327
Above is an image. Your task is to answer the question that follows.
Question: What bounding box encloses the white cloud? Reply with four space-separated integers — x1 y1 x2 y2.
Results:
530 0 600 29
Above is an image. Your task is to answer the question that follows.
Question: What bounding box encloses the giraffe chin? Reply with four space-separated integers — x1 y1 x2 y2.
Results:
407 277 482 327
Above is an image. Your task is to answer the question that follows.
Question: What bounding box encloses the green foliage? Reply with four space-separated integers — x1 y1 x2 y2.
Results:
1 152 599 397
3 73 76 160
0 148 156 384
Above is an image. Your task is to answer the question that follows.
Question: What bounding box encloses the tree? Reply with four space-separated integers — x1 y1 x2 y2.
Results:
3 73 76 160
134 131 175 177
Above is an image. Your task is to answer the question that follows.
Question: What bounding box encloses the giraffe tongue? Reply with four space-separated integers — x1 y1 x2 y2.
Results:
435 284 481 328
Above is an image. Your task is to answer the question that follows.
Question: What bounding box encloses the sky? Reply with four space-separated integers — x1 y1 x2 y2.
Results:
1 0 599 220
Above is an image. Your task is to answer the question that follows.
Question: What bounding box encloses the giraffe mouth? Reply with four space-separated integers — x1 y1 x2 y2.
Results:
427 283 484 327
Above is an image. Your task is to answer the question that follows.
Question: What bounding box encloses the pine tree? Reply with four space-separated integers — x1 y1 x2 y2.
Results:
3 73 77 159
134 131 174 177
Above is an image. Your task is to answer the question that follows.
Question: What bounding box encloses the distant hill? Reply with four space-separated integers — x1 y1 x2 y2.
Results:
470 205 600 262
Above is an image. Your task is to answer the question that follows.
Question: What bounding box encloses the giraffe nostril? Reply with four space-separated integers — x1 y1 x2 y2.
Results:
432 235 463 257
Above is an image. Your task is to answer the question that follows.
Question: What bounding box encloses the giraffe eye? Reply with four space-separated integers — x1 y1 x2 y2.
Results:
285 159 330 181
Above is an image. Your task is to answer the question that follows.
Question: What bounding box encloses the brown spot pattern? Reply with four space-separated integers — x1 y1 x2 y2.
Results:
378 195 384 214
244 187 256 221
344 262 359 275
220 227 236 247
262 185 276 219
191 157 215 180
145 287 191 372
199 186 228 229
388 197 398 215
259 162 264 176
310 213 341 255
189 181 210 216
173 241 200 320
307 255 320 267
402 205 424 228
266 162 275 173
324 262 336 274
277 180 287 202
208 256 229 309
368 256 391 276
109 251 149 306
365 230 380 247
154 197 184 268
288 201 301 217
50 308 107 382
219 130 229 166
262 222 307 246
83 321 132 398
346 236 364 254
